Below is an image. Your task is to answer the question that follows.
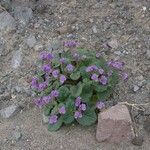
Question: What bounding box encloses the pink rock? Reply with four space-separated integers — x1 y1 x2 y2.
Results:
96 104 135 143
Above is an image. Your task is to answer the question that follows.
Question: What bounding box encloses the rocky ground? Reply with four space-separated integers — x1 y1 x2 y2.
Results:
0 0 150 150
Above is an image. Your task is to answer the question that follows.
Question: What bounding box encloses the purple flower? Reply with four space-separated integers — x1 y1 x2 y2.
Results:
86 66 93 72
60 75 66 84
79 104 86 111
51 90 59 98
52 70 59 78
39 51 47 60
31 77 38 89
74 111 82 119
108 60 124 70
86 65 98 72
98 68 104 75
64 41 79 47
96 52 101 58
59 106 66 114
59 58 66 63
99 75 108 85
49 115 58 124
91 65 98 70
42 64 52 73
38 82 47 91
96 101 105 109
66 64 74 72
107 60 112 66
75 97 81 107
47 53 54 60
34 98 44 108
121 72 128 81
42 96 51 104
91 73 99 81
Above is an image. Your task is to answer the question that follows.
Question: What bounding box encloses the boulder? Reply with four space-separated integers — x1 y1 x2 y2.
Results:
13 6 33 26
0 11 16 33
0 104 21 119
96 104 135 143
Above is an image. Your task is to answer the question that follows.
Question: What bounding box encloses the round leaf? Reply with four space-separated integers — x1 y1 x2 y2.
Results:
70 82 82 97
48 116 63 131
77 109 97 126
70 71 81 80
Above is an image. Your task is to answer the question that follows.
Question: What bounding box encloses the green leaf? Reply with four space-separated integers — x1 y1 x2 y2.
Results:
94 57 107 68
83 78 92 84
48 116 63 131
80 83 93 102
97 88 113 100
63 113 74 124
77 108 97 126
43 86 52 95
43 103 54 116
93 83 108 92
52 59 60 68
109 70 119 86
80 67 90 78
52 81 60 89
58 86 70 102
70 71 81 80
51 105 58 115
70 82 83 97
63 96 75 124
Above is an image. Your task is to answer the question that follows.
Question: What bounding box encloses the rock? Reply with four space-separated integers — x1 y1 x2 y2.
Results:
131 135 144 146
144 117 150 132
34 2 48 14
50 40 62 50
13 6 33 26
0 92 11 101
114 51 122 55
104 100 118 108
0 39 5 56
11 50 22 69
96 104 134 143
11 130 22 141
146 50 150 59
12 0 35 10
26 35 36 48
1 0 11 10
56 25 72 34
107 38 118 49
42 113 49 124
133 85 140 92
92 25 97 33
0 11 16 33
146 80 150 93
0 104 21 119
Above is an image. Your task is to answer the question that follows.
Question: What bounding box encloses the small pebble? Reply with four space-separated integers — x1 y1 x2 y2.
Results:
133 85 140 92
11 130 22 141
132 135 144 146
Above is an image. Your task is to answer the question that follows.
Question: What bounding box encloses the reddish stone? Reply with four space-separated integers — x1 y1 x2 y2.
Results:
96 104 135 143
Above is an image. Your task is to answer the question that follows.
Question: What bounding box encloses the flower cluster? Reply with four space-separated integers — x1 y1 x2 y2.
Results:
107 60 128 81
32 42 128 131
96 101 105 110
39 51 54 61
74 97 87 119
31 77 48 91
107 60 124 70
86 65 108 85
63 41 79 48
49 106 66 124
34 90 59 108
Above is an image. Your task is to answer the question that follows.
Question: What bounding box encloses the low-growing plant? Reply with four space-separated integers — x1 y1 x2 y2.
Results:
31 41 128 131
